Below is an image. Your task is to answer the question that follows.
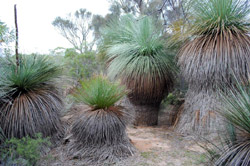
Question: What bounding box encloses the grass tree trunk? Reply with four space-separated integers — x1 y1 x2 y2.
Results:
175 86 226 136
121 97 160 126
132 103 160 126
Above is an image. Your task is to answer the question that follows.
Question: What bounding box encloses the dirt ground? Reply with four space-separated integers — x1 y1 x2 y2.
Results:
40 105 207 166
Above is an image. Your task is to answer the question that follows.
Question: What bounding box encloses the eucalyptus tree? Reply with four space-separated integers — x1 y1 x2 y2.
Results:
0 21 14 56
52 9 93 54
102 15 175 125
175 0 250 135
0 21 9 43
109 0 189 26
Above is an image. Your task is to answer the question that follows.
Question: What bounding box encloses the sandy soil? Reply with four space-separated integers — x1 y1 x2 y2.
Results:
40 105 207 166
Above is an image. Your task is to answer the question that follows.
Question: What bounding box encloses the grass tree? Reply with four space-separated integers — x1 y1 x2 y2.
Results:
102 15 175 126
0 55 64 140
215 84 250 166
175 0 250 135
202 83 250 166
68 76 135 165
0 126 6 144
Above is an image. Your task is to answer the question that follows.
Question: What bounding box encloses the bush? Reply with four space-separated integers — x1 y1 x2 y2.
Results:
64 49 101 83
163 92 184 106
0 133 51 166
0 54 62 97
215 84 250 166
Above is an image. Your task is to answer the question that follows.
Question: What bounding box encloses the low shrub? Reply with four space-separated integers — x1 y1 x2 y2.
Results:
0 133 51 166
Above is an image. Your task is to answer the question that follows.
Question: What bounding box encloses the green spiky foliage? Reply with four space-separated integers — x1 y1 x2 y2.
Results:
69 76 135 164
178 0 250 87
74 76 127 109
175 0 250 135
0 55 64 140
102 15 175 105
190 0 250 35
201 82 250 166
214 83 250 166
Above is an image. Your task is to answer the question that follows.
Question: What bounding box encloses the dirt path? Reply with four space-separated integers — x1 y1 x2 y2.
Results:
40 105 207 166
41 126 206 166
115 126 206 166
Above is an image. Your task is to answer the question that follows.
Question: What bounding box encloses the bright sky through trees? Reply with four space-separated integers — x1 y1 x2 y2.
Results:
0 0 110 54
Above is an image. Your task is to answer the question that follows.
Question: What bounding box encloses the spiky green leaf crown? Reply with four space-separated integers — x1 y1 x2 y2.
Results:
190 0 250 35
177 0 250 88
213 81 250 166
220 83 250 134
74 76 127 110
0 55 62 98
102 15 175 104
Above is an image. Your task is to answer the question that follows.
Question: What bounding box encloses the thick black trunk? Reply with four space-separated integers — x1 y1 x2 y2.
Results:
133 104 160 126
158 103 183 126
120 97 160 126
175 87 227 136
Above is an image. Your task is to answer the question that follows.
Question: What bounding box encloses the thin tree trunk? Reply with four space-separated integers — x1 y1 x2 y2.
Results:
14 4 19 69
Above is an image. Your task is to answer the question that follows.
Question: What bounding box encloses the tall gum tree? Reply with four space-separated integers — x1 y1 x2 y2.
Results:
52 9 93 54
175 0 250 136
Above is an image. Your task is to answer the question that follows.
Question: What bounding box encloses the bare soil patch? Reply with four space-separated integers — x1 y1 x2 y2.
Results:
40 105 207 166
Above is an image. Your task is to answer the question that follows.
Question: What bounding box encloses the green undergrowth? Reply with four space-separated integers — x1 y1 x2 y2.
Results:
0 133 51 166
